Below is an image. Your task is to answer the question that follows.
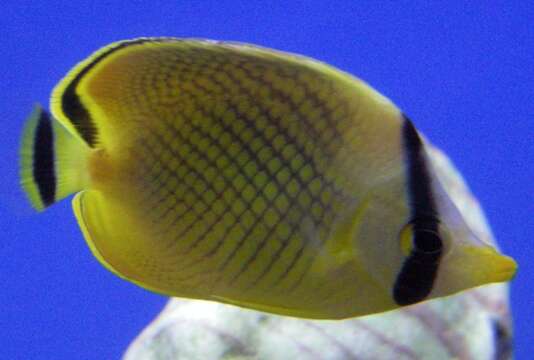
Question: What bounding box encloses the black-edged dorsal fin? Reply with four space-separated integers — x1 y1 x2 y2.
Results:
50 38 157 147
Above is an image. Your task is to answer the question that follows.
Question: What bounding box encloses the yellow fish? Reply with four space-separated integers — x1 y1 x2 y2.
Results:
19 38 516 319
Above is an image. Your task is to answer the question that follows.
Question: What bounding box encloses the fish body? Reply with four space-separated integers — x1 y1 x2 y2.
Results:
20 38 516 319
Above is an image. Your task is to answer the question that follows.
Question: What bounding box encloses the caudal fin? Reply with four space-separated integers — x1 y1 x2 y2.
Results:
20 104 91 211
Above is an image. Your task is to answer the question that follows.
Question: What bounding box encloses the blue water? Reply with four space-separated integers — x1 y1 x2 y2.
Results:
1 2 532 359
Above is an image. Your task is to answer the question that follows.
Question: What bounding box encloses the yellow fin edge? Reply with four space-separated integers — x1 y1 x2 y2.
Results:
19 104 91 211
72 191 174 296
19 105 45 211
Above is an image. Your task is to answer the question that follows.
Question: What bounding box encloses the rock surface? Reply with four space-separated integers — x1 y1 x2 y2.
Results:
123 145 513 360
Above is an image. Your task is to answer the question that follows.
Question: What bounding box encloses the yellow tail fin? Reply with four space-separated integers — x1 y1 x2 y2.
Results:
19 104 91 211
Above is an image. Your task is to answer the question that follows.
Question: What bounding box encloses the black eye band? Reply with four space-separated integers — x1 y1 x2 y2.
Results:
393 117 444 306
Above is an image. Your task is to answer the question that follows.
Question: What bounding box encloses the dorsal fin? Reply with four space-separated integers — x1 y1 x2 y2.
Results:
50 38 156 147
50 37 397 151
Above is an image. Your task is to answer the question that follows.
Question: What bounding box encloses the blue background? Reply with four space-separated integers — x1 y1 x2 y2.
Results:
1 2 532 359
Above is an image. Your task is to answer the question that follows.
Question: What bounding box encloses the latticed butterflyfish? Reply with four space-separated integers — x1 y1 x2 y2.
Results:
19 38 516 319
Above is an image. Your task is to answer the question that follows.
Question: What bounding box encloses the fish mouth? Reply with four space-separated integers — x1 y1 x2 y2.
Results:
492 254 517 282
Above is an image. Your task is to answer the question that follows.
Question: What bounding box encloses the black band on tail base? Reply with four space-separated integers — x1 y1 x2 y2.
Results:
33 109 56 207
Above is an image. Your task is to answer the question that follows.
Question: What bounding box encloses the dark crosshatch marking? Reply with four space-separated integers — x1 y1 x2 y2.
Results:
212 112 313 283
154 114 255 255
194 98 307 282
210 62 341 287
33 109 56 207
393 116 443 306
123 44 357 294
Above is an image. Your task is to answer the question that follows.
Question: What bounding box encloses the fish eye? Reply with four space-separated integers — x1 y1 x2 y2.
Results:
412 228 442 255
399 220 443 257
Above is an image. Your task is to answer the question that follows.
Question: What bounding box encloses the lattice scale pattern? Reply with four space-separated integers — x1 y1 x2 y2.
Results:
80 40 402 315
111 44 356 292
